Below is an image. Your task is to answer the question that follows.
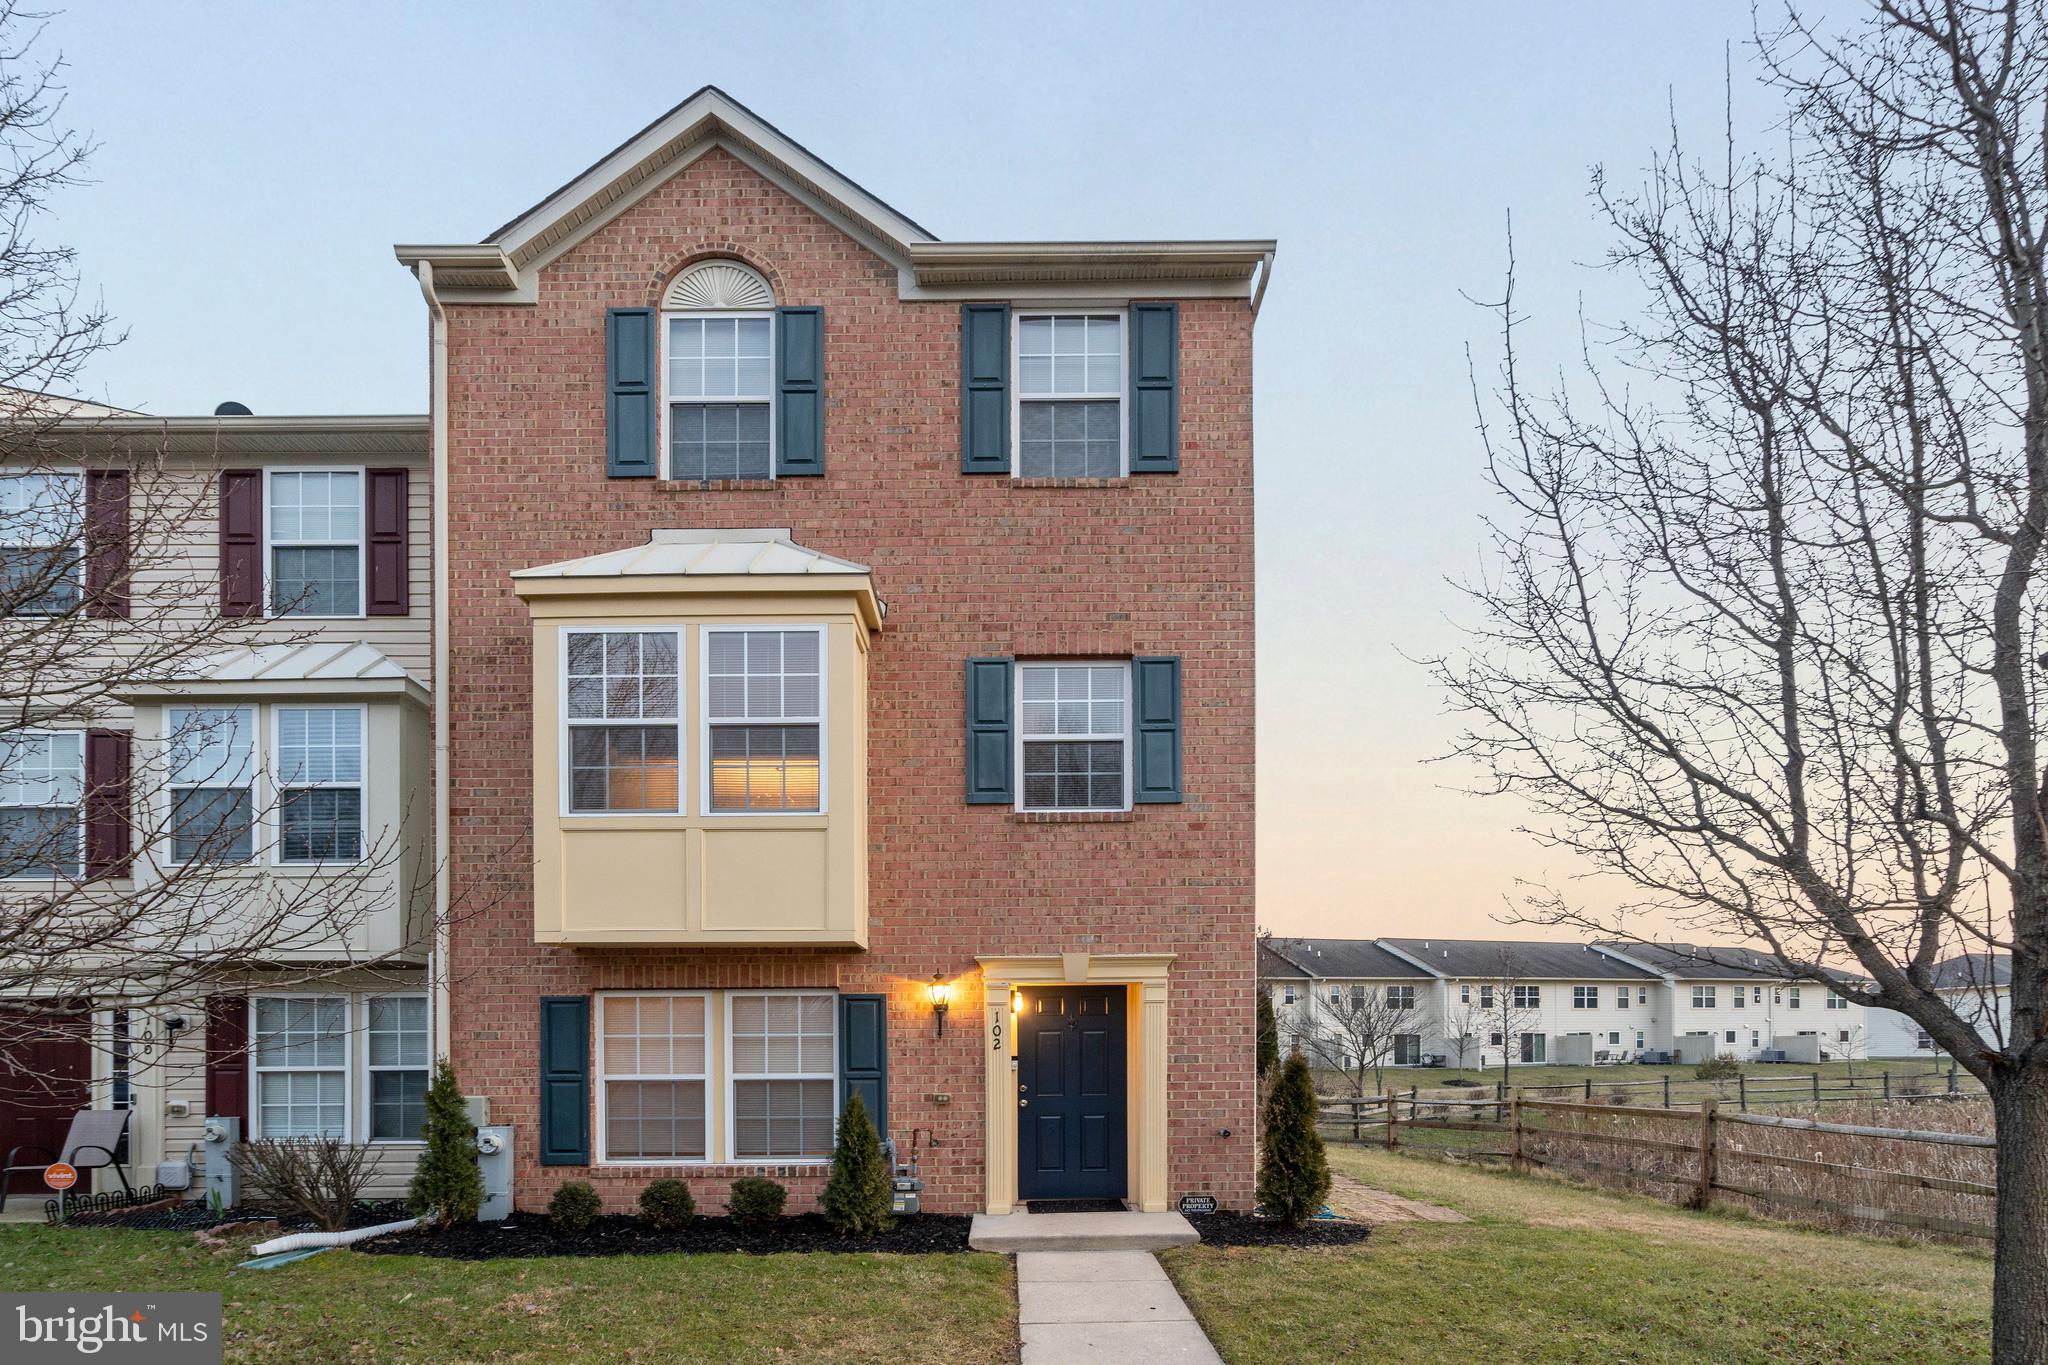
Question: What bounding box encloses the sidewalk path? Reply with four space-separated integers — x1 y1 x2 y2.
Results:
1328 1171 1468 1224
1015 1249 1221 1362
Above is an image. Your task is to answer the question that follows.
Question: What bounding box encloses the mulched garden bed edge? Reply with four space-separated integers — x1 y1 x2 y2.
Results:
355 1211 977 1258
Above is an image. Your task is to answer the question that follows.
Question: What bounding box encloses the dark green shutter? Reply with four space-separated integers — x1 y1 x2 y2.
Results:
965 656 1014 803
775 306 825 476
1128 303 1179 473
538 996 590 1165
960 304 1010 473
605 308 657 478
839 993 887 1139
1132 655 1183 802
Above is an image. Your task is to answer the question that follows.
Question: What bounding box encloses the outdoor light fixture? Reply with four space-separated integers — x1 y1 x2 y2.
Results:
1011 988 1024 1014
928 974 952 1037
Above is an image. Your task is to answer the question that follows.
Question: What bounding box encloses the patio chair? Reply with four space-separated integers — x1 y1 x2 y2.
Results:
1 1109 132 1211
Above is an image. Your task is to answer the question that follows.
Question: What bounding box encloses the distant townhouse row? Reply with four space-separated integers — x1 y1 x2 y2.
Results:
1259 936 1884 1070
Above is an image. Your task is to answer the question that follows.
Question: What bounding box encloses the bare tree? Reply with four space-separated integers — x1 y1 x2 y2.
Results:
1440 1002 1486 1076
1470 954 1539 1094
1297 982 1434 1097
1433 5 2048 1353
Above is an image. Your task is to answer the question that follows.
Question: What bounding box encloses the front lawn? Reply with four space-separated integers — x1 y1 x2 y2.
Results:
1163 1147 1989 1364
0 1225 1016 1363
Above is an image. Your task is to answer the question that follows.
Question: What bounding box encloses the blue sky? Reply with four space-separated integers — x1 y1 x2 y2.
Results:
56 1 1790 937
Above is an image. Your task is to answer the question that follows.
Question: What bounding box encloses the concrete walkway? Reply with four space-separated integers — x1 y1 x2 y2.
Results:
1015 1250 1220 1363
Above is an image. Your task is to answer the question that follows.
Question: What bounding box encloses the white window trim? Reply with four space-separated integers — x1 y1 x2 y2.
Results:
249 993 352 1143
1572 987 1597 1009
659 309 778 483
560 625 685 818
1012 658 1133 814
0 728 83 881
262 466 368 621
1616 988 1630 1008
1386 985 1415 1011
595 989 713 1166
0 467 84 615
1010 309 1130 478
1512 985 1540 1009
724 989 838 1166
697 623 827 818
363 993 430 1146
1692 985 1717 1008
270 703 368 867
164 704 259 868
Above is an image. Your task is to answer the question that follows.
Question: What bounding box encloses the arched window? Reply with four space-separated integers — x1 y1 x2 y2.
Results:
661 261 776 481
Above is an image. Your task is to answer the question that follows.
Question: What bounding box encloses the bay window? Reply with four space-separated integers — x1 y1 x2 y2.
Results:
565 630 680 813
276 707 364 863
706 627 821 812
167 706 255 863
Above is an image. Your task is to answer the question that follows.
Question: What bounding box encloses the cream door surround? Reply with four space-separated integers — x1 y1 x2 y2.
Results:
974 952 1175 1215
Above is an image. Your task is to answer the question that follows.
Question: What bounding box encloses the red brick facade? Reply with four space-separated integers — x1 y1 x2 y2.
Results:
441 147 1256 1213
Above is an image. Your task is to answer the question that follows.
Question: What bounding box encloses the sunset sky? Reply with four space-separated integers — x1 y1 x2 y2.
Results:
56 1 1790 940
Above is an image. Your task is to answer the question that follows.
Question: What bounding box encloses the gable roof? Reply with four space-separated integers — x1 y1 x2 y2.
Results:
1930 953 2011 990
1257 941 1311 980
1262 938 1432 981
1380 938 1658 981
1595 941 1801 981
396 88 1274 304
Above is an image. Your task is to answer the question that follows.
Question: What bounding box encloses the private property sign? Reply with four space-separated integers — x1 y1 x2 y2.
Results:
1177 1194 1218 1215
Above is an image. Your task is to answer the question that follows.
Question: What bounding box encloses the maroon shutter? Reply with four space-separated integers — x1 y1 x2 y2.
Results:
83 728 131 879
204 996 249 1126
83 470 130 618
217 469 262 617
365 466 409 616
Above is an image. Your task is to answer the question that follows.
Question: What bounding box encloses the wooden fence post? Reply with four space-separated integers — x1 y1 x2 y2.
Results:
1584 1077 1593 1102
1689 1096 1719 1210
1385 1089 1399 1151
1663 1074 1672 1108
1510 1096 1526 1174
1949 1061 1959 1095
1738 1074 1747 1112
1812 1073 1821 1102
1352 1097 1361 1143
1883 1071 1891 1101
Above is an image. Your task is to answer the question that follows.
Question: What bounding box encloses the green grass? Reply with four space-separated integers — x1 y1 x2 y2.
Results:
0 1226 1016 1363
1163 1147 1990 1364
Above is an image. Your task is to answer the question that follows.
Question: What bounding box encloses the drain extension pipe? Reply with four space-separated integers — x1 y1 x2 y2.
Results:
250 1216 421 1256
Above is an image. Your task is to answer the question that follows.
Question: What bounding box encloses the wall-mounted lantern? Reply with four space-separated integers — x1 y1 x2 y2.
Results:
928 974 953 1037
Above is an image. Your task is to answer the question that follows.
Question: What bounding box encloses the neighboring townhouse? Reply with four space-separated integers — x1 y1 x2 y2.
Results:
1260 937 1434 1066
0 414 435 1199
1259 934 1873 1071
1592 941 1871 1063
397 89 1266 1215
1866 954 2010 1059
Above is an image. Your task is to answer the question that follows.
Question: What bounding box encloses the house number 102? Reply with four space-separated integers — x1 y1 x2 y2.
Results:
990 1008 1004 1052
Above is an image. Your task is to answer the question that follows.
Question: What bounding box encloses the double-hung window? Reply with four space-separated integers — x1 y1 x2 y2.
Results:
1017 662 1128 812
1512 985 1540 1009
252 996 347 1138
1732 989 1745 1009
1691 985 1716 1008
0 471 81 615
729 992 836 1161
1824 992 1847 1011
0 731 82 878
600 993 708 1162
1787 988 1802 1009
167 706 255 863
1572 987 1597 1009
367 995 429 1141
706 628 822 812
1016 314 1124 478
566 630 680 813
1386 985 1416 1011
276 707 363 863
666 313 774 481
1616 988 1630 1008
1479 985 1495 1010
267 471 362 617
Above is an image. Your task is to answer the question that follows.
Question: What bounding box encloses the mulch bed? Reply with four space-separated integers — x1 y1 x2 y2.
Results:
356 1211 976 1259
61 1200 412 1233
1186 1212 1372 1248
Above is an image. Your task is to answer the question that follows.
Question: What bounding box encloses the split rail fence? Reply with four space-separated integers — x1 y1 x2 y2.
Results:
1318 1082 1996 1243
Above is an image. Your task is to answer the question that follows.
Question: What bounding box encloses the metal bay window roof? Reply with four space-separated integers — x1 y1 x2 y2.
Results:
510 527 868 580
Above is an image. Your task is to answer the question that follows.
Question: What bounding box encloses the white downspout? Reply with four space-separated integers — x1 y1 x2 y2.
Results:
413 260 453 1057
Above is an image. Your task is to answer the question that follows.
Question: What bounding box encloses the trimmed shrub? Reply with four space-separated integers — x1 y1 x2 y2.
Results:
728 1176 786 1228
228 1136 373 1232
549 1180 602 1232
639 1178 697 1230
820 1093 892 1236
406 1058 483 1228
1257 1052 1330 1227
1695 1054 1742 1080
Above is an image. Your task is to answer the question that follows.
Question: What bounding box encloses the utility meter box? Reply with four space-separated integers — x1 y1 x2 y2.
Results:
201 1116 239 1209
477 1125 513 1222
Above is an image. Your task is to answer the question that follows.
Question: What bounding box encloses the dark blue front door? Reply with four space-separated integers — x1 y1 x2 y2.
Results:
1016 985 1128 1201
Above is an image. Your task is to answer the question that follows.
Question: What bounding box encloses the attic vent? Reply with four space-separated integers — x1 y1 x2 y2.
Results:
664 259 775 310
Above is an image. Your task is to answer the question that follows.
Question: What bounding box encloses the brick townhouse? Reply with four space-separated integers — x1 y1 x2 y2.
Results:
392 88 1270 1215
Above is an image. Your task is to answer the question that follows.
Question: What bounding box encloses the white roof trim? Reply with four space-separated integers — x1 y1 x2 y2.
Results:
511 527 870 580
